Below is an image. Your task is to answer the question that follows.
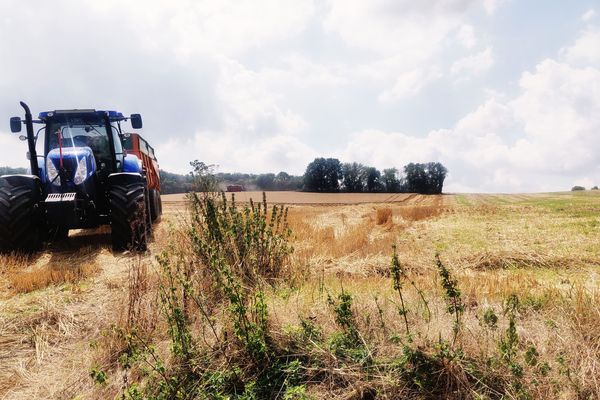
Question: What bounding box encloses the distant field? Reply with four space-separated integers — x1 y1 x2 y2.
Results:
162 190 600 205
162 191 416 204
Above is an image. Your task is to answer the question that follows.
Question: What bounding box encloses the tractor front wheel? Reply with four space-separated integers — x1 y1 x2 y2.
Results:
110 181 148 251
0 177 43 253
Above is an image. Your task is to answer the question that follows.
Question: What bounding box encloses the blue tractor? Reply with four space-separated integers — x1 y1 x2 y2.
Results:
0 102 154 252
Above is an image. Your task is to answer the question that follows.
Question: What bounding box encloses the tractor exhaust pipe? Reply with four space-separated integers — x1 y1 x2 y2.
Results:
20 101 39 177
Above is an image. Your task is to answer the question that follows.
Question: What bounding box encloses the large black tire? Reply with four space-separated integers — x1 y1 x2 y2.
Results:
158 192 162 216
110 181 148 251
0 176 43 253
149 189 162 222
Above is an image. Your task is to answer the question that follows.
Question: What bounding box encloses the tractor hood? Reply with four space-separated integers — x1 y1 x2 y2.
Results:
46 146 97 187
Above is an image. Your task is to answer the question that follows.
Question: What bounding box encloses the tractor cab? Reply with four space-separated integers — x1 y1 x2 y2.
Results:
37 110 132 190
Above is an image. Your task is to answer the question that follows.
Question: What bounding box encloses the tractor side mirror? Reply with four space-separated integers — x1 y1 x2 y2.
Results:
130 114 143 129
10 117 22 133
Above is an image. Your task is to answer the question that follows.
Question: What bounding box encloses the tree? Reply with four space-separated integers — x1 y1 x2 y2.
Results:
404 162 447 194
190 160 218 192
303 158 342 192
255 173 276 190
364 166 383 192
341 162 365 192
275 171 290 184
0 166 27 176
571 186 586 191
426 162 448 194
160 169 194 194
273 171 302 190
404 163 428 193
382 168 401 192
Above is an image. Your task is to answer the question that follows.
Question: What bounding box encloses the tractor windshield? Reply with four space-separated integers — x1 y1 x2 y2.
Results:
46 117 111 165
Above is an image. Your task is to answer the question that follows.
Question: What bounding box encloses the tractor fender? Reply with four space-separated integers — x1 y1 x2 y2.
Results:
0 174 43 195
123 154 143 174
108 172 145 187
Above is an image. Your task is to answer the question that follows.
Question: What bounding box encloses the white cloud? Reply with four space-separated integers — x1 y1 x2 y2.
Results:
339 54 600 192
483 0 506 15
321 1 498 103
90 0 316 58
560 29 600 67
324 0 479 59
582 9 597 22
451 47 494 77
158 132 316 175
0 132 29 169
457 24 477 49
216 59 307 137
153 59 313 174
378 67 443 103
0 0 596 194
573 177 595 188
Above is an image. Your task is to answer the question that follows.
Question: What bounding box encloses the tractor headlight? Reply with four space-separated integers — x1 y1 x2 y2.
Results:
73 157 88 185
46 158 60 186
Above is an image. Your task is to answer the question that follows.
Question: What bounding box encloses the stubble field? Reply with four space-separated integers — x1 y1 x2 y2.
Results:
0 190 599 399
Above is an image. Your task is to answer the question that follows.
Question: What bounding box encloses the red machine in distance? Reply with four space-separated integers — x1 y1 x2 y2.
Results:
122 133 162 221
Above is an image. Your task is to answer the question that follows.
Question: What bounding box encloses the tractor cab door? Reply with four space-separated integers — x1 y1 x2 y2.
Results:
110 125 125 171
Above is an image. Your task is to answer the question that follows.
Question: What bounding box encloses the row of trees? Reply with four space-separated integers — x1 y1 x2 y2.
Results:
0 166 27 176
160 168 303 194
572 185 599 191
161 159 448 194
231 171 303 191
303 158 448 194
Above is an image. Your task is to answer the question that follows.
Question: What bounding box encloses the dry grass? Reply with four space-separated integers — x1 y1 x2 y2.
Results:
2 191 600 399
375 207 392 225
266 193 600 397
8 263 100 293
396 204 444 221
0 225 156 399
2 244 105 294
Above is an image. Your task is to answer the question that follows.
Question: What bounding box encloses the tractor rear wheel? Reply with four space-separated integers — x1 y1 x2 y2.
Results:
110 181 148 251
0 178 42 253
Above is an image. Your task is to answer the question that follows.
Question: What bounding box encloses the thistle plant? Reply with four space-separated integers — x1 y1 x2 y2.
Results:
435 254 464 344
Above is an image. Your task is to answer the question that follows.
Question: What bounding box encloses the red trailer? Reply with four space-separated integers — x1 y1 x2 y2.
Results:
122 133 162 221
226 184 245 192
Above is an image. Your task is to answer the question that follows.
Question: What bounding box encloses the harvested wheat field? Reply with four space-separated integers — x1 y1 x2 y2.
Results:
162 191 418 205
1 190 600 399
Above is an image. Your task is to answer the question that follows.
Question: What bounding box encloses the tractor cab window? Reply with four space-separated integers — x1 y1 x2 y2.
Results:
122 135 133 151
111 126 123 156
47 118 112 166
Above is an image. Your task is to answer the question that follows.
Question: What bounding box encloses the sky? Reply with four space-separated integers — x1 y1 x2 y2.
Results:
1 0 599 193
